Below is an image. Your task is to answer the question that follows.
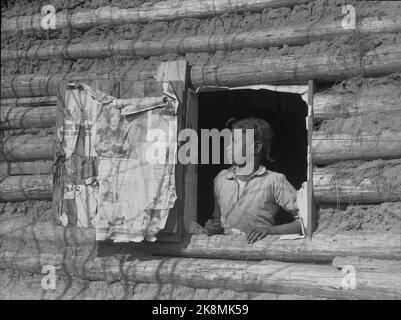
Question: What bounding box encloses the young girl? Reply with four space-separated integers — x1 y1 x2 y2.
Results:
205 117 303 243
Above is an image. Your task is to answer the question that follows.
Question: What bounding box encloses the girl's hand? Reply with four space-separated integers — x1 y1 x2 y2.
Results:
203 219 224 236
246 226 275 244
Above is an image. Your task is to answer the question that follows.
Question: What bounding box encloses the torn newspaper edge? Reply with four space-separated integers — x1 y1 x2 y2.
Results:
120 82 179 116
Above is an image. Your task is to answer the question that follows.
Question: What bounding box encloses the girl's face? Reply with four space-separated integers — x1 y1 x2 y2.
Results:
109 107 121 130
226 129 254 166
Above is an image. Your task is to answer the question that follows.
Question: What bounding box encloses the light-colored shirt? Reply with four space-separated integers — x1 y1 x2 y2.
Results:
236 178 246 197
213 165 299 234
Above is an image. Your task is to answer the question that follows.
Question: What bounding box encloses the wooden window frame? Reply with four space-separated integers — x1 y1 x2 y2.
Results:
189 82 316 238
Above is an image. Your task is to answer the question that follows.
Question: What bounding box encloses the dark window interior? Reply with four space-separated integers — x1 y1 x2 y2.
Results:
197 89 308 226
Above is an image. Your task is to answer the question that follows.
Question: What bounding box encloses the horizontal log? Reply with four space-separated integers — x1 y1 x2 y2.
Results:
3 77 399 123
332 256 401 273
313 77 401 120
314 173 401 204
3 43 400 98
312 130 401 164
1 250 399 299
0 217 92 247
0 106 56 129
0 161 53 176
1 0 311 34
1 81 399 129
0 96 57 107
1 217 400 263
313 159 401 204
0 175 53 202
0 269 315 300
2 15 400 61
0 71 155 98
0 135 54 161
190 43 401 88
128 233 401 264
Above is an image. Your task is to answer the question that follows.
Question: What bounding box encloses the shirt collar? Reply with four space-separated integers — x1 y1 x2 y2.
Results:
225 165 267 180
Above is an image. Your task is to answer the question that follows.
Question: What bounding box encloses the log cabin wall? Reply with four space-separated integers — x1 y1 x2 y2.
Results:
1 0 400 300
313 74 401 234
